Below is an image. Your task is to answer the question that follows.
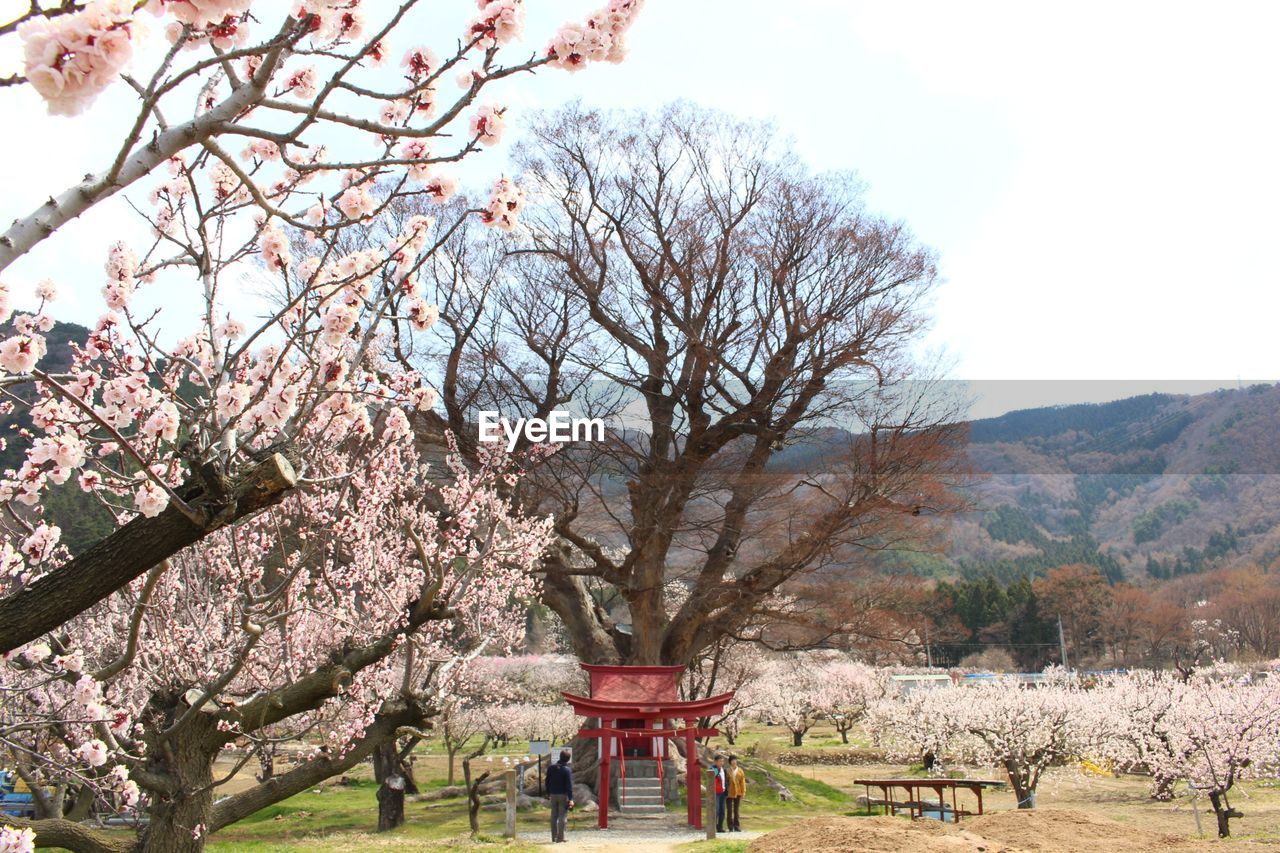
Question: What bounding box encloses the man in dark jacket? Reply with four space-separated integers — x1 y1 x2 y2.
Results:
546 749 574 843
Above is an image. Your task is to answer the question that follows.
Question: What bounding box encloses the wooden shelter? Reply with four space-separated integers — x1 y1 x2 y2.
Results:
562 664 734 829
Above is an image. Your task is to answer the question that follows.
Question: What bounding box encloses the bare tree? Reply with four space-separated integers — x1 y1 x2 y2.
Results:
414 102 966 667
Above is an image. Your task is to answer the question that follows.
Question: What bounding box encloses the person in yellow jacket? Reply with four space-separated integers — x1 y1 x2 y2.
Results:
726 755 747 831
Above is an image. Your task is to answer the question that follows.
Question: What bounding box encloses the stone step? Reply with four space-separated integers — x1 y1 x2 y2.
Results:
619 794 664 805
609 812 675 825
617 804 666 814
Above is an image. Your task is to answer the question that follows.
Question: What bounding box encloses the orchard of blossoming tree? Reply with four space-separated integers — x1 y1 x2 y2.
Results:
0 0 640 850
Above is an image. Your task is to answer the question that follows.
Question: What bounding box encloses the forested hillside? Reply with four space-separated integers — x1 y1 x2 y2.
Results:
948 384 1280 582
0 322 116 554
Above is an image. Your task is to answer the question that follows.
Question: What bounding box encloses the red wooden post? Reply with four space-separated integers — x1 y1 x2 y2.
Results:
599 718 611 829
685 717 700 828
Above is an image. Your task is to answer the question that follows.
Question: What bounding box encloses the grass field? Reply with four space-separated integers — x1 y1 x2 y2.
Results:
186 719 1280 851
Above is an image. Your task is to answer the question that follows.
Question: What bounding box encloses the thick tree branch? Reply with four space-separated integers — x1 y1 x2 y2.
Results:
0 452 297 653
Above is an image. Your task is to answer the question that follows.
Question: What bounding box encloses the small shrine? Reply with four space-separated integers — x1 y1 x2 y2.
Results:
562 663 734 829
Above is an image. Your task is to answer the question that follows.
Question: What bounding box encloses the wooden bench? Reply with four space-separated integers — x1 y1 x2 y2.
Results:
852 778 1005 823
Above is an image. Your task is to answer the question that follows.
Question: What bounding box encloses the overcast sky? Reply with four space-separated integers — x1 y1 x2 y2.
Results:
1 0 1276 415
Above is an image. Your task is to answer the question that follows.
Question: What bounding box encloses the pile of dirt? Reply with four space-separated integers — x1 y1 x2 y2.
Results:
747 815 1010 852
749 809 1221 853
963 809 1185 852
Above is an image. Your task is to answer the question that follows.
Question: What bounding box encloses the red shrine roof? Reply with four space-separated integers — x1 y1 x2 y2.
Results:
562 663 734 719
583 663 683 703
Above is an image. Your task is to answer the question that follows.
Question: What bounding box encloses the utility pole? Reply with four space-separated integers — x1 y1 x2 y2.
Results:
925 625 933 668
1057 614 1070 671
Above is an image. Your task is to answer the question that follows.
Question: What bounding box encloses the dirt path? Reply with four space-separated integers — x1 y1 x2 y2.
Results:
522 828 765 850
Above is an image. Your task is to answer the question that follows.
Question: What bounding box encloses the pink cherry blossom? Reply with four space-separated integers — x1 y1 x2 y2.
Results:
469 104 507 146
18 0 138 116
259 222 292 271
141 401 181 442
402 46 437 79
408 386 438 411
546 23 606 72
133 480 169 517
480 176 525 231
215 382 252 419
73 674 100 707
163 0 253 29
0 825 35 853
399 139 433 182
29 435 86 469
285 65 318 100
19 524 60 564
209 161 240 199
547 0 642 71
337 184 376 219
0 334 46 374
424 174 459 203
74 738 109 767
382 407 411 441
406 297 439 332
468 0 525 48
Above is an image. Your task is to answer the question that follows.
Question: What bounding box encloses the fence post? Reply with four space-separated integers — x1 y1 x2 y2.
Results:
504 768 517 838
704 768 716 840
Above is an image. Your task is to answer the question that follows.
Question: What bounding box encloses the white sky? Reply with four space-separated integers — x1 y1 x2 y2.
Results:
1 0 1277 411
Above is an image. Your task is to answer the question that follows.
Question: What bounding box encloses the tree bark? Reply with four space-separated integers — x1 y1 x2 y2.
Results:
462 759 491 836
0 817 129 853
1208 790 1237 838
373 742 406 831
792 731 804 748
375 781 405 832
0 453 297 653
1005 759 1035 809
138 722 217 853
254 741 275 783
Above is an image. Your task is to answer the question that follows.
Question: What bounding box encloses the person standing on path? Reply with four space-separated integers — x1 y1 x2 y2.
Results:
727 755 746 831
713 754 729 833
546 749 575 843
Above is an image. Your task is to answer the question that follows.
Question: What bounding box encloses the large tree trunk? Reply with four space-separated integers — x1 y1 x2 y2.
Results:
373 742 407 831
1004 759 1036 809
570 727 600 796
792 731 804 748
138 721 218 852
0 452 297 653
1207 790 1239 838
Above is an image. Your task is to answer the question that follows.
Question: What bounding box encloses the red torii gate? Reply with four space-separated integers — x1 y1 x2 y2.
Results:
563 664 734 829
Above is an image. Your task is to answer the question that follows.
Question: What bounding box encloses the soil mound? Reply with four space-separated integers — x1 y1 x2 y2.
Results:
963 809 1185 851
747 815 1010 853
749 809 1212 853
